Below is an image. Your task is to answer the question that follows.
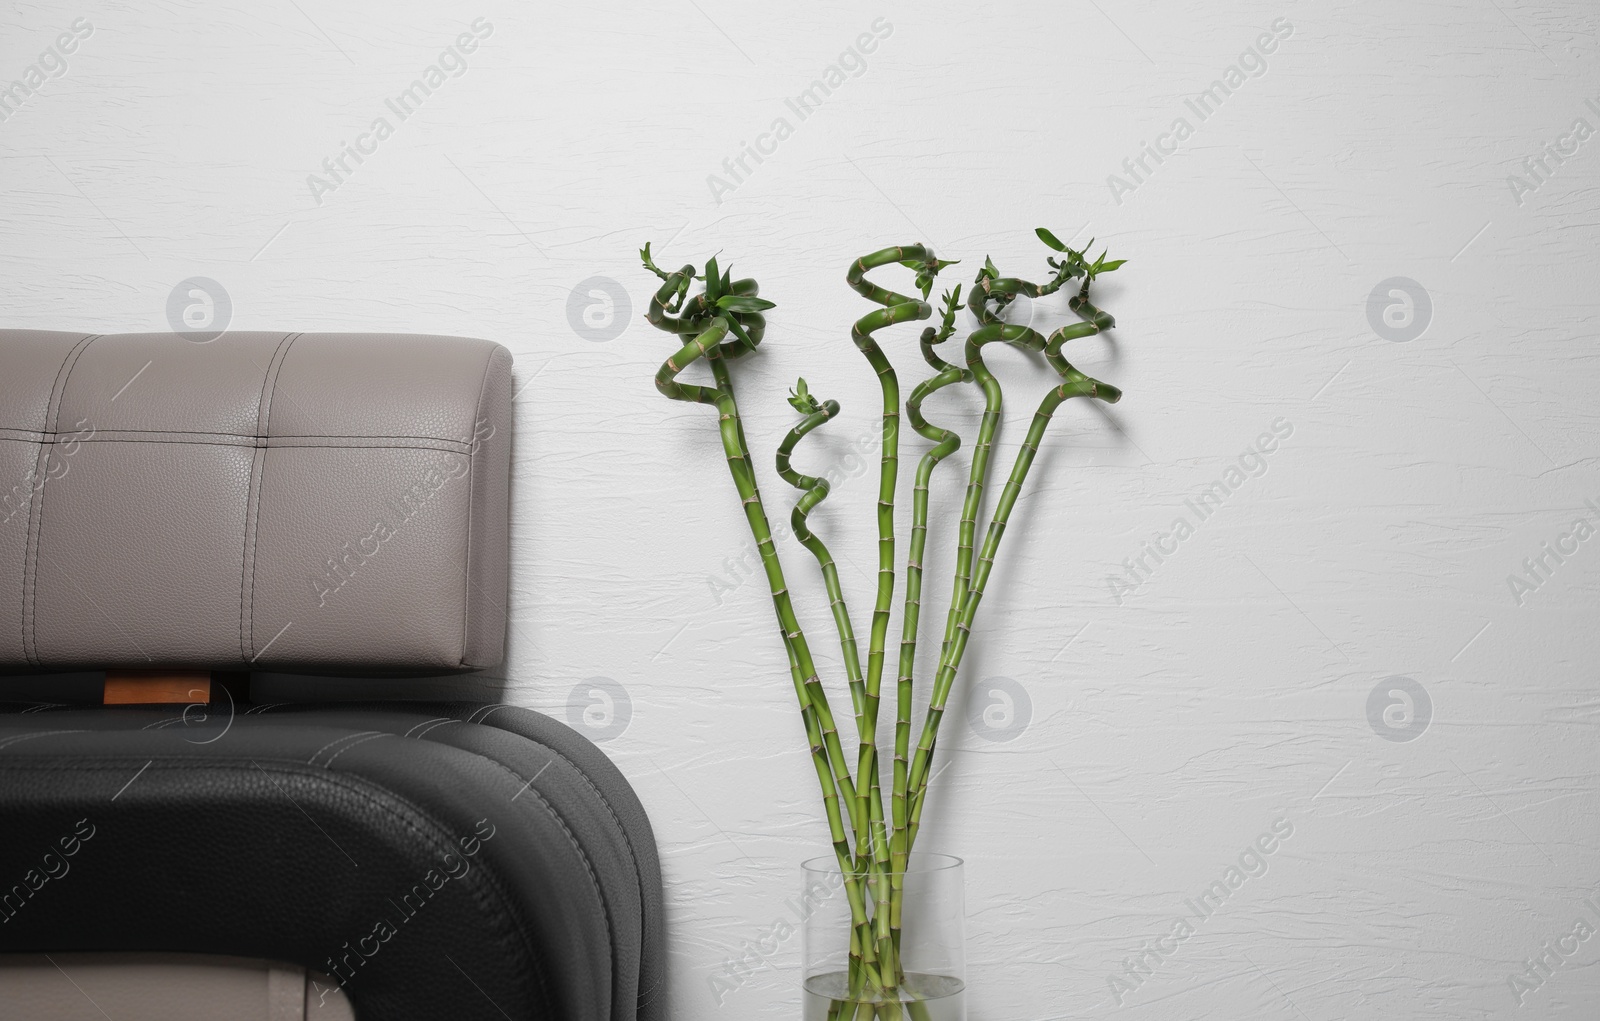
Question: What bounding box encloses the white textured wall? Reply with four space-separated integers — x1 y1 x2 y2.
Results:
4 0 1599 1017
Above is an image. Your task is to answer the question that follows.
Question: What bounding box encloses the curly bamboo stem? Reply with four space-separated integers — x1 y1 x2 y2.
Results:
667 269 855 830
936 268 1069 655
904 313 1119 852
655 315 874 965
845 244 937 989
887 293 968 945
775 394 888 981
777 396 866 727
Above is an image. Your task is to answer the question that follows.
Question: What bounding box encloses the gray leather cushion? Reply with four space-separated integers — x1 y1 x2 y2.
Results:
0 331 512 673
0 701 666 1021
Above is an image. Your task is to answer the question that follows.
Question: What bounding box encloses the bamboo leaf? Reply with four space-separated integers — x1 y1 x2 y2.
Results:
716 295 777 313
1034 227 1067 252
788 377 819 414
705 256 722 302
640 241 668 280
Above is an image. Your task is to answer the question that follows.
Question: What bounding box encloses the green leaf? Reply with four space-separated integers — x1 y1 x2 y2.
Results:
1035 227 1067 252
704 256 721 303
1098 259 1127 273
640 241 668 280
722 315 757 354
788 378 819 414
716 295 777 313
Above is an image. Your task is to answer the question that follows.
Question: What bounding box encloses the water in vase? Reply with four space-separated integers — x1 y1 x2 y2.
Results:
803 972 965 1021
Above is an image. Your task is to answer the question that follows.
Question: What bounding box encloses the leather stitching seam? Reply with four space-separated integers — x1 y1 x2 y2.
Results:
23 334 100 666
469 752 616 1009
242 333 300 663
467 703 663 1012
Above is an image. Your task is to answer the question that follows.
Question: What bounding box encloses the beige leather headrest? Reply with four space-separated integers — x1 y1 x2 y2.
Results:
0 331 512 674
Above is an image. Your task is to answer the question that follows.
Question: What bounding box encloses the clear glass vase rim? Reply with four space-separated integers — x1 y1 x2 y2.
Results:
799 851 963 875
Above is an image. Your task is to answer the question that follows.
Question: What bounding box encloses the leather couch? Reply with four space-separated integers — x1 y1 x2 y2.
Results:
0 331 663 1021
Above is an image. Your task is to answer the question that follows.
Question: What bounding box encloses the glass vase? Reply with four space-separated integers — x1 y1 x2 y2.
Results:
800 852 964 1020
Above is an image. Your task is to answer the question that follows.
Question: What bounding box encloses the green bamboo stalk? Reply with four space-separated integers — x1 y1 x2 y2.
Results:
908 233 1132 857
907 235 1123 824
936 251 1081 658
662 258 861 834
904 273 1123 851
936 268 1035 698
776 389 885 919
775 383 890 993
776 384 865 740
905 365 1119 845
706 352 862 843
844 244 944 992
844 246 943 703
652 298 876 982
843 245 934 786
887 288 968 947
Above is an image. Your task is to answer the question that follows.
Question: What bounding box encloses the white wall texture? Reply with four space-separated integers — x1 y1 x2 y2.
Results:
4 0 1599 1017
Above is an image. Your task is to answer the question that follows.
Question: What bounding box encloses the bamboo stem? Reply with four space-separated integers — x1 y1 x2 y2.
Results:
776 389 888 977
888 290 968 946
903 240 1122 846
904 310 1120 852
707 347 861 837
845 244 940 991
654 312 875 968
777 393 867 744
